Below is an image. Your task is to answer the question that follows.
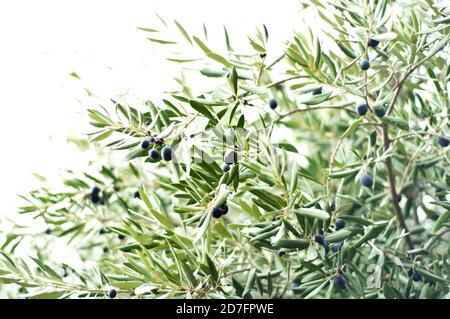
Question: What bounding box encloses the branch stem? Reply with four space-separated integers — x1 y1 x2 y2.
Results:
277 105 355 121
265 75 307 88
390 130 445 142
382 124 414 250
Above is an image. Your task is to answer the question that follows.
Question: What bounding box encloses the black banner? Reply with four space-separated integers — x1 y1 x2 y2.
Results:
0 299 444 318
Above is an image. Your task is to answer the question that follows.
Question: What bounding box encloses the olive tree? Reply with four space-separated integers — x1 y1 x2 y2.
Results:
1 0 449 299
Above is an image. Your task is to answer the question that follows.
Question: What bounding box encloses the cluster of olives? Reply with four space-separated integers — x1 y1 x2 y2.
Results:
360 38 379 71
357 39 389 117
211 202 229 219
314 219 348 290
141 134 173 162
355 102 386 117
332 220 349 289
90 186 105 205
314 219 347 255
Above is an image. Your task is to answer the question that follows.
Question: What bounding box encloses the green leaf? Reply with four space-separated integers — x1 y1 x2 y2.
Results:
205 254 219 285
240 84 267 95
305 280 328 299
432 211 450 234
223 25 232 51
295 208 330 220
189 100 217 123
325 229 354 243
192 36 231 67
336 41 356 59
125 148 149 161
277 143 299 153
383 283 403 299
243 269 256 298
381 116 409 130
139 189 173 229
329 168 360 178
314 38 322 70
433 16 450 24
91 130 112 142
340 116 363 139
371 32 397 41
302 92 332 105
110 281 144 289
424 36 449 60
229 66 238 95
194 213 211 243
28 291 67 299
274 239 309 250
213 184 230 208
174 20 192 44
352 223 387 248
415 268 450 285
146 37 176 45
200 68 227 77
69 72 80 79
137 27 158 33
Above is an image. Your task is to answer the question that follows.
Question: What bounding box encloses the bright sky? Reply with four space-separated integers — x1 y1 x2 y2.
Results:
0 0 301 219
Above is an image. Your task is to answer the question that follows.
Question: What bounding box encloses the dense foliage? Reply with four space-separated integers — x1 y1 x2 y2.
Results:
1 0 449 299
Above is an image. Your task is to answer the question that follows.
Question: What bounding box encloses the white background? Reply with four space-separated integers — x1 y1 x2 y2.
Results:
0 0 300 219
